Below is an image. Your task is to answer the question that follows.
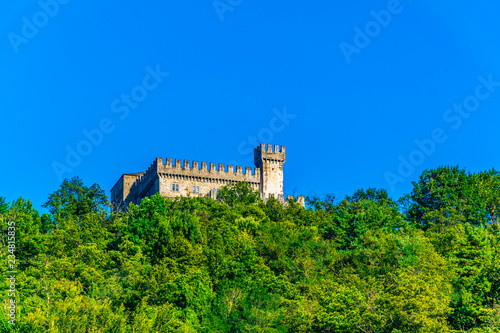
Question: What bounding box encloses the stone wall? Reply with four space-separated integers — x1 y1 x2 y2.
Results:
156 157 261 198
111 173 144 212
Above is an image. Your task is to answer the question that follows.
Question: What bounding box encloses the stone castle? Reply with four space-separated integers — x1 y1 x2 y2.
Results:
111 143 304 212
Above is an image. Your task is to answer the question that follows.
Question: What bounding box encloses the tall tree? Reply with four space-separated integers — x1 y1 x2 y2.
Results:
403 166 500 230
0 196 8 215
217 182 262 207
43 177 109 219
345 187 393 205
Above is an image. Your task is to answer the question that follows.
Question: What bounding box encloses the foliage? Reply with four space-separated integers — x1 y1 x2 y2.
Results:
0 168 499 332
403 166 500 230
42 176 109 220
0 197 8 215
216 181 262 207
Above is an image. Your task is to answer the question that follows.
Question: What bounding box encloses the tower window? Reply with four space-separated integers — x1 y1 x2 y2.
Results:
172 184 179 191
192 186 200 193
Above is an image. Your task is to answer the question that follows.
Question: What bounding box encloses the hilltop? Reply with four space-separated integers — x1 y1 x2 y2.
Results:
1 166 500 332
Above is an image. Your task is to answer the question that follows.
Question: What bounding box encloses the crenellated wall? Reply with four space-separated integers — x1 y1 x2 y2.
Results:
156 157 261 198
156 157 260 182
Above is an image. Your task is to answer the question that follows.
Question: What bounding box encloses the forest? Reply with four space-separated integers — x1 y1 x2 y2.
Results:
0 165 499 332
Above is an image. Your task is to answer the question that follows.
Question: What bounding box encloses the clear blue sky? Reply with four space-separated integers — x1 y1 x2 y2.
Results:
2 1 500 211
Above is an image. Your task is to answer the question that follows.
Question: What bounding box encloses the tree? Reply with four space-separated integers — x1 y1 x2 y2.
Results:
472 169 500 224
311 188 403 250
345 187 392 205
1 198 45 270
217 182 262 207
43 177 109 219
306 193 336 212
447 223 495 331
403 166 500 331
10 171 500 331
0 196 8 215
403 166 499 230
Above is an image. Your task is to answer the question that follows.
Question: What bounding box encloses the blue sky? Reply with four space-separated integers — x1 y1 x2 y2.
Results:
1 1 500 211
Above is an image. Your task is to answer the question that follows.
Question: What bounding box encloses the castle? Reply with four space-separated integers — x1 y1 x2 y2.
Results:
111 143 304 212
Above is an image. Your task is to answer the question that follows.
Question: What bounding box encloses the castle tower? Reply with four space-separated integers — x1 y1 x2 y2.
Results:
254 143 286 199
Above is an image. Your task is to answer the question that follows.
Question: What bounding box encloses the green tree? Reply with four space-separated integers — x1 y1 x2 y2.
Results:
403 166 500 331
345 187 393 205
0 196 8 215
43 177 109 220
403 166 500 231
217 182 262 207
322 188 404 250
447 223 495 331
348 230 452 332
11 171 500 331
306 193 336 212
1 198 46 269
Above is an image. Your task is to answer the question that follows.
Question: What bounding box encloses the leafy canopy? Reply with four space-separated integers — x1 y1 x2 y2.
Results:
216 181 262 207
2 169 500 332
43 176 109 218
0 196 8 215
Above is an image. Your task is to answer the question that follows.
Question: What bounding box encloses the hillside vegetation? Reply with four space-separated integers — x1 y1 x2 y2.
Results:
1 166 500 332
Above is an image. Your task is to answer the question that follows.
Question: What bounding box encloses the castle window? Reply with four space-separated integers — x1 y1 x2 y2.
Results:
172 184 179 191
192 186 199 193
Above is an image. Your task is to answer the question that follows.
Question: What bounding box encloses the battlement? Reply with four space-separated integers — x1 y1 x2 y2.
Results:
155 157 261 183
287 195 306 206
254 143 286 166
